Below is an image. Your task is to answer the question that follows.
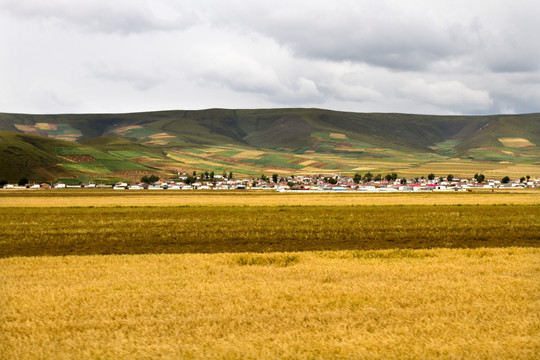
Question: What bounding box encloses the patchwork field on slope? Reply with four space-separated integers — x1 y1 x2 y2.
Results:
1 109 538 182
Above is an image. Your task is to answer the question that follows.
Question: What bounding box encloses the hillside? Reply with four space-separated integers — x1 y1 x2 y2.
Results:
0 109 538 182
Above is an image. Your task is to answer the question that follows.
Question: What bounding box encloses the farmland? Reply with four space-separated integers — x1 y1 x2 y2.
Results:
1 188 539 208
1 248 538 359
1 191 539 359
1 202 539 258
1 109 539 182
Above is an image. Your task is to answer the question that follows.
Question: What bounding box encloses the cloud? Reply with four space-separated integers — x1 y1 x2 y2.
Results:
88 66 165 91
481 33 540 73
0 0 538 115
477 5 540 73
200 0 540 76
200 1 482 71
399 79 493 112
194 57 324 105
0 0 198 35
317 68 383 103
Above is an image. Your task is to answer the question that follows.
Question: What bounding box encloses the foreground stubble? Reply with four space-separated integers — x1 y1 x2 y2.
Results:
1 248 539 359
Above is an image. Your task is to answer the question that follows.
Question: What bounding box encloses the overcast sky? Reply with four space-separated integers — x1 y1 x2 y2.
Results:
1 0 539 115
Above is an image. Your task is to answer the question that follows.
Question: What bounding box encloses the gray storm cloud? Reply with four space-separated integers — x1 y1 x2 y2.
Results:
0 0 538 114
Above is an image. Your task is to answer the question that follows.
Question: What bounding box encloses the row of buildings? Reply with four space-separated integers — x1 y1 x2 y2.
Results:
3 175 538 191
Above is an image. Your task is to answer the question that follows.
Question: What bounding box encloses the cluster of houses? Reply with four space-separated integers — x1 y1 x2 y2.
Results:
3 174 538 192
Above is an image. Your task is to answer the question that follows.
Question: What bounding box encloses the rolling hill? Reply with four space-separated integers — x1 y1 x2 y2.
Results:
0 109 538 182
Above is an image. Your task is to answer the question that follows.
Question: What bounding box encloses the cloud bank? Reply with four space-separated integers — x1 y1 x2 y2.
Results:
1 0 539 114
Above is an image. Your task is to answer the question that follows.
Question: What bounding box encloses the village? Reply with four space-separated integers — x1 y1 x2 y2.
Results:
3 173 538 192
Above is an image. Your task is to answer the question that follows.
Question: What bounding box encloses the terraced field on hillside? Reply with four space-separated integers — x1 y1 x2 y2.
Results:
1 109 538 182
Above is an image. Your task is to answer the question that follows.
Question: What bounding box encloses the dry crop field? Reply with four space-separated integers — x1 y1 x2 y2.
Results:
1 191 539 359
0 188 539 207
1 204 539 257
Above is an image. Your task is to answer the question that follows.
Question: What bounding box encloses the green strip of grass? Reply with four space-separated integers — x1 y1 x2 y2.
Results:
0 205 538 257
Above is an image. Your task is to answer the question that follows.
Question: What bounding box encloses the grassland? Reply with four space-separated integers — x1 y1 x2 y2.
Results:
1 191 539 359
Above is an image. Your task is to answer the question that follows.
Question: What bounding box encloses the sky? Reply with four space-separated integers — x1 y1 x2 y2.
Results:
1 0 539 115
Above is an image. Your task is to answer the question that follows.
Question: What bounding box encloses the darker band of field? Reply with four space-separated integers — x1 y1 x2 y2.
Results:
1 205 538 257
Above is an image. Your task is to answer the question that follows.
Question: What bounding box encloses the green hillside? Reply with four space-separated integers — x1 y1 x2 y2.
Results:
0 109 538 182
0 132 168 183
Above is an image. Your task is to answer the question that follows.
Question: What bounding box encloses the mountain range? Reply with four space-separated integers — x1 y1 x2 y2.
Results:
0 108 538 183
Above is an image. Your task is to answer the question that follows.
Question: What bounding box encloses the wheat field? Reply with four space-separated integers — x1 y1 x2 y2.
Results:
1 191 539 359
1 204 538 257
0 189 539 207
1 248 539 359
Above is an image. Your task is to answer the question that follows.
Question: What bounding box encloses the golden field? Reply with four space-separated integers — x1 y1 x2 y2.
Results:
1 191 539 359
2 204 539 257
1 189 539 207
1 248 539 359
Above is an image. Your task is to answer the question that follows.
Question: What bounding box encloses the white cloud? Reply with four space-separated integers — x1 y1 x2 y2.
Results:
200 1 483 70
0 0 198 35
399 79 493 112
88 67 165 91
0 0 538 114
